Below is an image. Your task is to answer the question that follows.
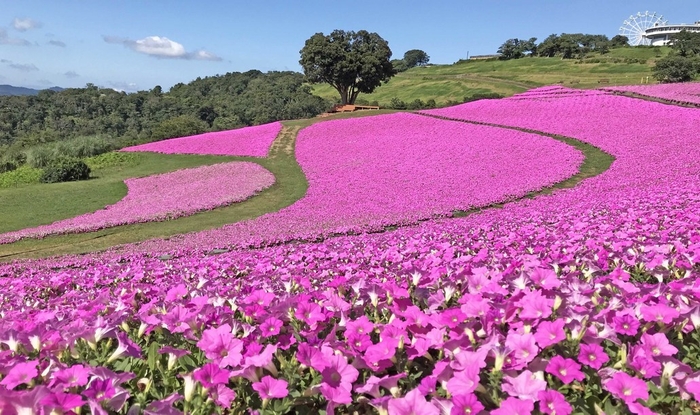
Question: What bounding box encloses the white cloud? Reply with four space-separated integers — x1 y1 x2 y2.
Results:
9 63 39 72
48 40 66 47
13 17 42 32
64 71 79 78
0 28 30 46
104 35 221 61
108 81 138 92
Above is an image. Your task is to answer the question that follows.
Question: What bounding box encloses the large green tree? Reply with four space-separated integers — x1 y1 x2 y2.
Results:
299 30 396 105
403 49 430 68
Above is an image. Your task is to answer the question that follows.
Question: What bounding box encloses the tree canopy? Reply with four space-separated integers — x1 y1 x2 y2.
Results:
498 34 615 60
652 30 700 83
0 71 328 161
403 49 430 68
299 30 396 105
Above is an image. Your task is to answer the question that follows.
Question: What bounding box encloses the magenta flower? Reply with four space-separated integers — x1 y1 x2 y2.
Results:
319 354 359 390
345 315 374 337
252 376 289 399
193 363 231 388
450 394 484 415
639 332 678 357
491 397 535 415
40 391 84 411
603 371 649 403
83 378 116 402
534 319 566 348
387 388 439 415
612 312 640 336
546 356 585 384
0 360 38 390
686 380 700 401
446 366 480 396
364 337 399 366
439 308 467 329
538 389 572 415
294 301 325 326
501 370 547 401
517 290 553 320
627 402 659 415
578 343 610 370
211 384 236 407
197 324 243 368
107 331 142 362
505 332 539 367
50 364 90 388
259 317 283 337
640 303 680 325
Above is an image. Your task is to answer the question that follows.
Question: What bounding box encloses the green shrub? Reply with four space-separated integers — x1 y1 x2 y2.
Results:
0 165 43 188
40 157 91 183
26 146 58 169
85 151 140 170
388 97 407 110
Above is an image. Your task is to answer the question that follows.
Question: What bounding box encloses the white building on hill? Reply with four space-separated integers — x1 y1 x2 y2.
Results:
645 21 700 45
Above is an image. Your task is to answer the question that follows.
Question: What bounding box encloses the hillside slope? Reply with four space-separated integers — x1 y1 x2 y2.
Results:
312 46 670 106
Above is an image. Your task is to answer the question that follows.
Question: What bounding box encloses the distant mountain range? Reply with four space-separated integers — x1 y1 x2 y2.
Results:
0 84 64 96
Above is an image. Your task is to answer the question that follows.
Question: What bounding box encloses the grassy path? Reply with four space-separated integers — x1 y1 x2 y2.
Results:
0 110 613 261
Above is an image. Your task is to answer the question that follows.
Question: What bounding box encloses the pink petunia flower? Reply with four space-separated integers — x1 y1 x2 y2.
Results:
387 388 439 415
193 363 231 388
538 389 572 415
603 371 649 403
197 324 244 368
450 394 484 415
534 319 566 348
578 343 610 370
612 312 640 336
628 401 659 415
40 391 84 411
546 356 585 384
252 376 288 399
0 360 38 390
501 370 547 401
686 380 700 401
639 332 678 357
640 304 680 325
491 397 535 415
517 290 553 320
294 302 326 327
50 364 90 388
446 366 480 396
259 317 283 338
505 332 539 367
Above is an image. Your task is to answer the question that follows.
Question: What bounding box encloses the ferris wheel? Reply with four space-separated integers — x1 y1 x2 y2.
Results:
620 11 668 46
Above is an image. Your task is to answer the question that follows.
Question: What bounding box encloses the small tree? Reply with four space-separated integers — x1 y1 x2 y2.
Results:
403 49 430 67
299 30 396 105
669 30 700 57
497 39 525 60
610 35 629 47
653 55 697 83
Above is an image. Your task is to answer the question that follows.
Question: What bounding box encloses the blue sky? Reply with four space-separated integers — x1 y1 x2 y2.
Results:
0 1 697 92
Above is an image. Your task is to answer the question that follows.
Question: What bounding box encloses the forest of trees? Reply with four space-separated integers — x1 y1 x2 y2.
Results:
496 33 630 60
0 70 329 159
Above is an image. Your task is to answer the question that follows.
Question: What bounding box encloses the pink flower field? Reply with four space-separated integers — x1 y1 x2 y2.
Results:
603 82 700 105
2 86 700 413
0 162 274 244
127 112 583 249
120 121 283 157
